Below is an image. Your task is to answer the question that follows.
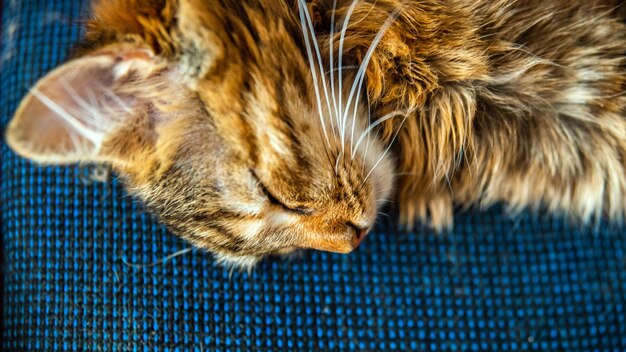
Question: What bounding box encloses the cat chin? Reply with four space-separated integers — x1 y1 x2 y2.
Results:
271 246 300 256
214 253 260 271
214 247 304 270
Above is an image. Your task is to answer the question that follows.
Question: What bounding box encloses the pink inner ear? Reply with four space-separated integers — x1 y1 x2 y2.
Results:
12 96 90 158
6 54 142 164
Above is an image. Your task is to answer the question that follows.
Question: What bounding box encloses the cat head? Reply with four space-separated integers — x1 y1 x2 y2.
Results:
5 0 395 268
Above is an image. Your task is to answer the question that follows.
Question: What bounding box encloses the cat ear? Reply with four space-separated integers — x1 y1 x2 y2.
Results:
6 46 158 165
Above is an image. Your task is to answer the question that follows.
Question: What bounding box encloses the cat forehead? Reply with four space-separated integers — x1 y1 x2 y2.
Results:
80 0 386 183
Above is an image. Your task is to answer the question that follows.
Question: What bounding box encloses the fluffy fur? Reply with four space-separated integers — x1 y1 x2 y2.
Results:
5 0 626 267
310 0 626 227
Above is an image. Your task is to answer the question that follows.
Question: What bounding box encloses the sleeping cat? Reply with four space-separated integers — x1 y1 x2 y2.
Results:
5 0 626 268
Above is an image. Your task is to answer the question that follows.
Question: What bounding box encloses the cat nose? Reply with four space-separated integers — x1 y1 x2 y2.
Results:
301 224 370 253
349 223 369 249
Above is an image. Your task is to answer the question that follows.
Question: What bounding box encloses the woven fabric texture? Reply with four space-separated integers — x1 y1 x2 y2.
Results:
2 1 626 351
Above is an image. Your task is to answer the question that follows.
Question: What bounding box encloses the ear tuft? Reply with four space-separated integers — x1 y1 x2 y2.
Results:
6 46 156 165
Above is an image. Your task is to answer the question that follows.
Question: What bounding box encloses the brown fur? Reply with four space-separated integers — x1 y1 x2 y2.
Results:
311 0 626 227
5 0 626 267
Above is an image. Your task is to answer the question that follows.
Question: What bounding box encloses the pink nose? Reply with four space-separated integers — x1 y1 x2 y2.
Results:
302 224 370 254
351 226 369 248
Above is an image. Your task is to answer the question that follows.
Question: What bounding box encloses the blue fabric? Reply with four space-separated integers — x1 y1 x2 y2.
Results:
1 1 626 350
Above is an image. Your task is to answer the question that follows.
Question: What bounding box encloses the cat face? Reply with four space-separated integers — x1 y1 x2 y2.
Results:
5 0 394 268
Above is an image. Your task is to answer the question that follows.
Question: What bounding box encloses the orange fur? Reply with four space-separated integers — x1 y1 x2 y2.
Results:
313 0 626 228
6 0 626 267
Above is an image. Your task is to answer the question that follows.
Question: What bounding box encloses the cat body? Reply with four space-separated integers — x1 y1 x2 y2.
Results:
6 0 626 267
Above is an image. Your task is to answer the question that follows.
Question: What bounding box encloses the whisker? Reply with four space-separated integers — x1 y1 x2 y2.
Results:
299 0 335 133
297 1 333 150
376 216 392 227
338 0 360 159
343 7 403 151
352 110 408 158
122 248 194 268
329 0 339 131
363 114 408 183
348 67 365 157
325 65 358 75
362 88 373 161
392 172 424 176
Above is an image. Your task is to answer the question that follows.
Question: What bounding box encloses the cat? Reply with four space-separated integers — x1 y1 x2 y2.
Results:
5 0 626 268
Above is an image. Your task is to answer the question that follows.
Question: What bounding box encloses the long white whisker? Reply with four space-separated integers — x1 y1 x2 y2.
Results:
338 0 360 158
363 114 408 182
299 0 335 132
297 2 332 150
362 88 373 159
349 68 365 155
325 65 358 75
122 248 194 268
352 110 407 158
342 7 403 137
329 0 339 130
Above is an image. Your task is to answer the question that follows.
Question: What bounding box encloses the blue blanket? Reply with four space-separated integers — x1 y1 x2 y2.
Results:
2 1 625 350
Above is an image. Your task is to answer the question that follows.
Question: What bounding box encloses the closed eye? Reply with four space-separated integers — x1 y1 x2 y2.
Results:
251 170 312 215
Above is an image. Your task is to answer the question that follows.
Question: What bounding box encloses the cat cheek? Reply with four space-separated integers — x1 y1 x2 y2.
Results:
233 220 265 241
265 211 300 229
234 204 265 217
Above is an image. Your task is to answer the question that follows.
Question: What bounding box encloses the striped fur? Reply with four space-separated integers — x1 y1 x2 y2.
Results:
6 0 626 267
